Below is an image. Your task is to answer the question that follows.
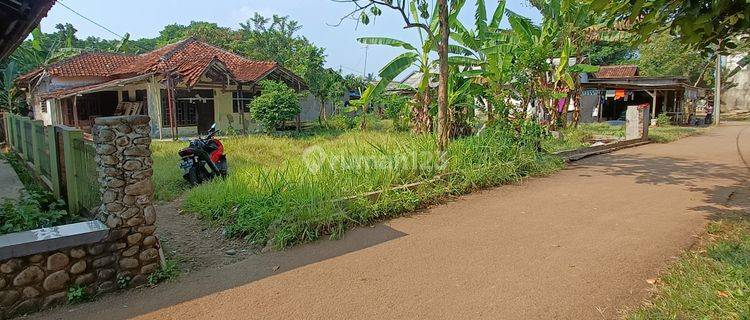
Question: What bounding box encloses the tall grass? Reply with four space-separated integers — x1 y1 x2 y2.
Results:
153 126 563 248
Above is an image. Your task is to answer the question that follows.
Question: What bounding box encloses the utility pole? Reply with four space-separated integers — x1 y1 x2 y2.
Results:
363 45 369 78
714 54 721 125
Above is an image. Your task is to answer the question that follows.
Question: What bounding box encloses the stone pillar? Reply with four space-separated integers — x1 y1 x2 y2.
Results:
626 104 650 141
92 115 160 287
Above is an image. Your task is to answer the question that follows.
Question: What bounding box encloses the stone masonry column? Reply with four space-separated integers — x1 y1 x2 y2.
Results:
93 115 160 287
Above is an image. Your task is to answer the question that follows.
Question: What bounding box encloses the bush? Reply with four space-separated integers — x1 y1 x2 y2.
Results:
250 80 300 132
66 284 91 304
1 190 70 235
326 114 355 131
355 113 384 131
656 113 672 126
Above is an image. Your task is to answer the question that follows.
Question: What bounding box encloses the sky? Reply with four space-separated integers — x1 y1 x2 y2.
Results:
39 0 541 80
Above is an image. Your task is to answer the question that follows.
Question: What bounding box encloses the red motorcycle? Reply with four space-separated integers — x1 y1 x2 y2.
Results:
178 124 228 185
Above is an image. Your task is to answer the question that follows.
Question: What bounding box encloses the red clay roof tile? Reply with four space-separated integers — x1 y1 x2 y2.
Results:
17 38 288 86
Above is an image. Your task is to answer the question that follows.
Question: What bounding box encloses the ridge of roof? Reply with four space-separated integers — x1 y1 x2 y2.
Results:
17 38 303 88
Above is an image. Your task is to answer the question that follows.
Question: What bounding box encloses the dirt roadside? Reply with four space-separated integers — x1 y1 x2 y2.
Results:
24 122 750 320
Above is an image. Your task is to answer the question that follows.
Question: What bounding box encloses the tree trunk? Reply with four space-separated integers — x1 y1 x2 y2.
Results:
560 94 569 128
436 0 450 153
319 99 328 124
484 97 494 124
412 93 431 134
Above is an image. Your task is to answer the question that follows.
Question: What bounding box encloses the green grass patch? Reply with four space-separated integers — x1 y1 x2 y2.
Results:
543 122 706 153
542 123 626 153
152 124 563 248
648 125 707 143
629 218 750 319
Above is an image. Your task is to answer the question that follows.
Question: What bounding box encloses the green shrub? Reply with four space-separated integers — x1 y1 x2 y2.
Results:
326 114 355 131
147 260 180 285
656 113 672 126
66 284 91 304
355 113 384 131
116 274 131 289
1 190 70 235
250 80 301 132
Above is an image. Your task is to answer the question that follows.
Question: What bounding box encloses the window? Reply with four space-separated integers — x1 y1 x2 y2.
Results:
122 90 130 102
232 91 252 113
40 102 48 113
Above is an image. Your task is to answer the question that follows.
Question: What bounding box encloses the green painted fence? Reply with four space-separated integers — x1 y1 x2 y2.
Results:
2 113 100 215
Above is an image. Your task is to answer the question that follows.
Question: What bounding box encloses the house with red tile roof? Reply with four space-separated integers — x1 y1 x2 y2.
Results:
15 37 330 137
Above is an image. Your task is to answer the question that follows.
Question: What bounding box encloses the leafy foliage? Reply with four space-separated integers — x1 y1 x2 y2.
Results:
326 114 356 131
66 284 91 304
591 0 750 54
249 80 301 132
636 32 714 86
1 190 70 235
147 259 180 285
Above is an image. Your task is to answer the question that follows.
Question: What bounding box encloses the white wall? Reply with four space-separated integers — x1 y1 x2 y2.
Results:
725 55 750 112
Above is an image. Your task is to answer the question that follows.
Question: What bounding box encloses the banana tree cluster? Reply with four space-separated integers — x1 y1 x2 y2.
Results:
344 0 619 138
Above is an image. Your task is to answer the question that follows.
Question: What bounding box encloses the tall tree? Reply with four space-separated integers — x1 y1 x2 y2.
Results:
338 0 458 152
591 0 749 55
435 0 450 151
636 32 714 85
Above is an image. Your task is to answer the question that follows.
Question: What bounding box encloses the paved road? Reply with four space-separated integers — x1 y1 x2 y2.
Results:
31 122 750 320
0 157 24 201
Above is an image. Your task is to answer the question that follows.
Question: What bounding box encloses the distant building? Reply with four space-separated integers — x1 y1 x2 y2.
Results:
578 65 706 124
15 37 332 137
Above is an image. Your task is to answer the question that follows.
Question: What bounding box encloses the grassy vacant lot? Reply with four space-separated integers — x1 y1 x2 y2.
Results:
543 123 706 153
629 217 750 319
152 125 562 247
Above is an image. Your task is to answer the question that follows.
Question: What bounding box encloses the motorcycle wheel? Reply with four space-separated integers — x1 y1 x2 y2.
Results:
186 167 201 186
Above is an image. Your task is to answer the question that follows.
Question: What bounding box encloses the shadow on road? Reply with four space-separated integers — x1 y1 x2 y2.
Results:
575 152 750 222
29 223 407 320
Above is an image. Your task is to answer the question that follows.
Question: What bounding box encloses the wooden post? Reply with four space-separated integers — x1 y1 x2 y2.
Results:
48 125 61 198
651 90 657 120
165 74 178 140
296 83 301 132
3 113 12 149
715 54 721 125
72 96 80 128
30 120 43 175
19 117 29 160
238 83 247 135
62 128 84 215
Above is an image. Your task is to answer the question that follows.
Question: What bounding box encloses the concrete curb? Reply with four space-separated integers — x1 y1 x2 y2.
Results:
555 139 652 162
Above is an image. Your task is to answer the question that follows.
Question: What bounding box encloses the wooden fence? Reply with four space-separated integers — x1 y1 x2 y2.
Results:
2 113 100 215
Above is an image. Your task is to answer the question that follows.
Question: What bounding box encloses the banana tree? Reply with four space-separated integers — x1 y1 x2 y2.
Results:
504 9 561 127
448 0 519 123
355 2 444 134
0 61 19 113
